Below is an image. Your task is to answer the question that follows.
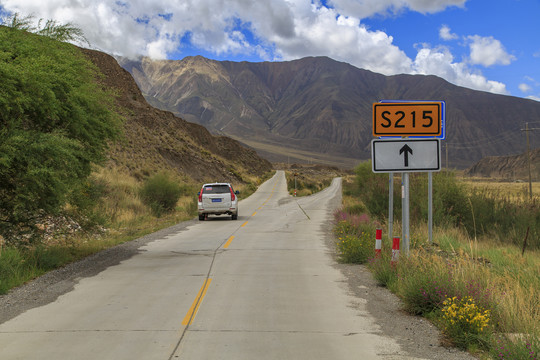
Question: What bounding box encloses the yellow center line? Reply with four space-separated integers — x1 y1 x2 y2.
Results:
223 235 235 249
182 278 212 326
252 211 257 216
241 221 249 227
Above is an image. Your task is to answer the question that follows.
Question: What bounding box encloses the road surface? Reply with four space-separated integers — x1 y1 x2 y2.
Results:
0 171 407 359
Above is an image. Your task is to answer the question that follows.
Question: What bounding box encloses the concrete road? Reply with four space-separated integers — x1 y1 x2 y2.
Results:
0 171 405 359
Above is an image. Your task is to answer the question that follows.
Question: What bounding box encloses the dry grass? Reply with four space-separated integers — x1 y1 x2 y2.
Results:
462 177 540 202
93 168 148 226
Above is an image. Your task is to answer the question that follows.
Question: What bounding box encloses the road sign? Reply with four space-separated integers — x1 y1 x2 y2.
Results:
373 102 443 137
371 138 441 173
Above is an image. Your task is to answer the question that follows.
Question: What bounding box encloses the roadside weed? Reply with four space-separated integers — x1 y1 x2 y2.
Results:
440 296 492 349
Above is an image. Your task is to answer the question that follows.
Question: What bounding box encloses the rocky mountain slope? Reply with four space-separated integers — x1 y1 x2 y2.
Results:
82 49 272 183
119 56 540 168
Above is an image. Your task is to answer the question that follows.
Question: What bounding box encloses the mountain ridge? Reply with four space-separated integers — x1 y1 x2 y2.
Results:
119 55 540 168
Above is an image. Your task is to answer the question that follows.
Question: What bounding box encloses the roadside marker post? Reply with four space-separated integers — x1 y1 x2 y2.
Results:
391 237 400 265
375 228 382 257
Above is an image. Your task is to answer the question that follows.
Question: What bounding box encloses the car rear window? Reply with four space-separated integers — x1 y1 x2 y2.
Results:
203 185 230 194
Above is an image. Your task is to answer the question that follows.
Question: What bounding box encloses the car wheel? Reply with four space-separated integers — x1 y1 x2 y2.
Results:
231 213 238 220
199 215 205 221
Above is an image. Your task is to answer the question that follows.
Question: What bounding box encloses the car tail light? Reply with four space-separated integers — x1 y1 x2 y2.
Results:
229 186 235 201
199 188 204 202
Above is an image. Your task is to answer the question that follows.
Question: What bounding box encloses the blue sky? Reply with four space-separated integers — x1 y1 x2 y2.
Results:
1 0 539 100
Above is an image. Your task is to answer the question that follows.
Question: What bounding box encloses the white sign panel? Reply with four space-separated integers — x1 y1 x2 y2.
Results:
372 139 441 173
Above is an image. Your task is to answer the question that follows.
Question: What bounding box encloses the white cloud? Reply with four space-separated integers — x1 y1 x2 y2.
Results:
413 45 508 94
467 35 516 67
326 0 467 18
519 83 532 93
271 4 412 75
0 0 510 96
439 25 458 40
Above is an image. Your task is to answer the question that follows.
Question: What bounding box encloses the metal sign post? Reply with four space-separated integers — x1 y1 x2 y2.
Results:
372 100 445 255
402 172 410 254
388 173 394 240
428 172 433 243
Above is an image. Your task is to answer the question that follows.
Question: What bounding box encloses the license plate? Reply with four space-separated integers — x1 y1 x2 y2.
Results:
211 198 222 202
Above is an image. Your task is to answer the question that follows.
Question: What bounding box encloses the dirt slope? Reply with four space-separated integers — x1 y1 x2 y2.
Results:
465 148 540 180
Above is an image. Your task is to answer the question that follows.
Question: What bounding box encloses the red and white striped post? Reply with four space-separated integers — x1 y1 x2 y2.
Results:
391 237 400 265
375 228 382 257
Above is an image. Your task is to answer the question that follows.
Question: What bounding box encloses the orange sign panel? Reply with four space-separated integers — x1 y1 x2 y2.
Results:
373 102 442 137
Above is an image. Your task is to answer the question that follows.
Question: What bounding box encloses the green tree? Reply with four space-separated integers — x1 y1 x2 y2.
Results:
0 26 121 244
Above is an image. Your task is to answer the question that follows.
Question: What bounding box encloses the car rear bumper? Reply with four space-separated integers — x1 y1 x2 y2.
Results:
198 204 237 216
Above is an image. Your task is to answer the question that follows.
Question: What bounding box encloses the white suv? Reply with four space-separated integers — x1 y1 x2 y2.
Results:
197 183 239 220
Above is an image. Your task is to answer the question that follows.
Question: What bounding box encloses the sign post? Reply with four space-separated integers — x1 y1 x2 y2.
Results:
372 100 444 255
388 172 393 240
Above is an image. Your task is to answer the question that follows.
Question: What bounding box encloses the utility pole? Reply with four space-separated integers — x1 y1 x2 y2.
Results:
445 143 449 171
521 123 539 201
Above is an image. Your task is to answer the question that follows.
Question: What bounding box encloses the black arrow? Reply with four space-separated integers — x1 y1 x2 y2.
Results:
399 144 413 167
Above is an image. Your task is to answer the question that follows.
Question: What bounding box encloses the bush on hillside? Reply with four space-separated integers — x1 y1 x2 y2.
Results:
139 173 185 217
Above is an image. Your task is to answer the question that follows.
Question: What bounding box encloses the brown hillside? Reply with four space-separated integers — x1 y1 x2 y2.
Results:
81 49 272 183
465 148 540 180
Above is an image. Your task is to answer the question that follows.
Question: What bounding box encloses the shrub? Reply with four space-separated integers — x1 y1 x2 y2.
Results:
466 189 539 248
440 296 492 349
140 173 184 217
335 224 373 263
368 252 397 287
353 162 390 218
334 210 378 264
350 163 539 249
394 253 458 315
492 335 539 360
31 245 75 271
0 248 28 294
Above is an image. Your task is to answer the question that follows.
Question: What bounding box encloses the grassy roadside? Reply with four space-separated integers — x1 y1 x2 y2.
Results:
0 168 272 295
334 168 539 359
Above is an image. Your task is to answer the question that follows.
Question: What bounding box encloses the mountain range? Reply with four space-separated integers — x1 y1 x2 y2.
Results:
119 55 540 169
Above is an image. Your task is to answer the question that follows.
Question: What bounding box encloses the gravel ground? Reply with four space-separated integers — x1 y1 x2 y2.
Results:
1 215 476 359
